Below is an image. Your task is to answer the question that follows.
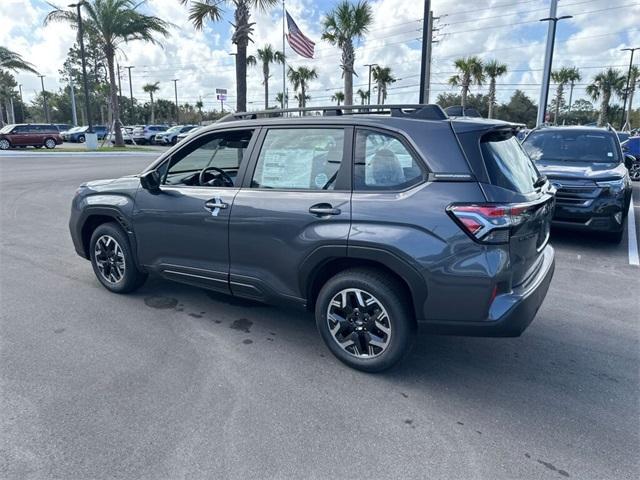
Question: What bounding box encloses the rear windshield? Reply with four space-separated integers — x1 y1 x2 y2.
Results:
481 134 539 194
522 130 620 163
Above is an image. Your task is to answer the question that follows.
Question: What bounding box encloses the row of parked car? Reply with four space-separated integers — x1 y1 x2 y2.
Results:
107 124 202 146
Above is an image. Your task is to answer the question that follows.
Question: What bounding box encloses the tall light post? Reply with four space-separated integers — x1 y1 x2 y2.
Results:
38 75 50 123
620 47 639 130
18 84 25 122
70 1 92 133
125 66 135 125
537 0 572 126
172 79 179 123
364 63 377 105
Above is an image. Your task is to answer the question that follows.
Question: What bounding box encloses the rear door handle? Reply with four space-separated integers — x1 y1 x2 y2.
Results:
309 203 341 216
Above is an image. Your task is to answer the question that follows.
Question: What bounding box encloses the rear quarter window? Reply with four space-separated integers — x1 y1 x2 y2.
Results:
481 133 539 194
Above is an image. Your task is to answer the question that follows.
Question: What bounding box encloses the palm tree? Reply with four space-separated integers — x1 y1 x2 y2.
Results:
275 91 288 107
0 46 38 74
564 67 581 114
287 66 317 109
356 88 369 105
586 68 626 126
294 92 310 108
550 67 577 124
332 91 345 106
180 0 278 113
321 0 372 106
142 82 160 123
45 0 169 146
624 66 639 129
448 56 484 109
483 60 507 119
253 44 284 109
195 99 204 124
371 65 395 105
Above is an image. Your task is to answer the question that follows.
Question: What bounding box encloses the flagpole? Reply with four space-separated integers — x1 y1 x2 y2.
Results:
282 0 286 109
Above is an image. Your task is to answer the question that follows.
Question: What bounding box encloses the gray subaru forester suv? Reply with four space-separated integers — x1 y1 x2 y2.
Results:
69 105 556 372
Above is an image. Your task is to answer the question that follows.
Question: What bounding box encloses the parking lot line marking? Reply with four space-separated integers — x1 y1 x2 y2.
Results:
628 195 639 266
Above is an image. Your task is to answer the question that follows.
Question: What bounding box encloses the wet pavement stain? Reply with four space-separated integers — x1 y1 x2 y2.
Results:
404 419 416 429
188 313 203 318
214 320 222 324
457 421 464 426
267 337 274 342
400 392 409 398
242 339 253 345
205 290 261 307
536 459 570 477
144 296 178 309
53 328 65 334
230 318 252 333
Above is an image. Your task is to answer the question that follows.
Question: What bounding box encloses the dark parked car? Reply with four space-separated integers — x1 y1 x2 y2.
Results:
69 105 555 371
621 136 640 181
65 125 108 142
0 123 62 149
522 126 632 243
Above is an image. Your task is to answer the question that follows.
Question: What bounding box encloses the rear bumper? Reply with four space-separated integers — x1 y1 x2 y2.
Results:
422 245 555 337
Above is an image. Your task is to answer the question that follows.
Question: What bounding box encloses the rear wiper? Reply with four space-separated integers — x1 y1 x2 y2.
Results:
533 175 547 189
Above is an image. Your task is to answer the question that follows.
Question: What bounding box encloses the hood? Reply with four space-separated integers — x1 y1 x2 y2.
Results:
82 175 140 192
535 159 627 182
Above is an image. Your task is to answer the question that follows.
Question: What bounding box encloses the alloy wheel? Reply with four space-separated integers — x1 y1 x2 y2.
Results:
45 139 56 149
94 235 126 284
630 163 640 181
326 288 392 358
0 139 10 150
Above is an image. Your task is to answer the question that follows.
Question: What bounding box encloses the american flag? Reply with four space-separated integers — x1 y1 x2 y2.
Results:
285 11 315 59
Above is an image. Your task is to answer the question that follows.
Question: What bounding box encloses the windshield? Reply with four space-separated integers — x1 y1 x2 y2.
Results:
523 130 620 163
481 134 539 194
0 125 15 134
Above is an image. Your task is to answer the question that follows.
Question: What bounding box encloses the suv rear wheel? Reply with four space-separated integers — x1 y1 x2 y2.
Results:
315 268 415 372
89 223 147 293
44 138 56 149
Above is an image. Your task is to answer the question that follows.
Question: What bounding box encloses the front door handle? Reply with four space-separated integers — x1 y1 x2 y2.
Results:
309 203 341 216
204 196 228 216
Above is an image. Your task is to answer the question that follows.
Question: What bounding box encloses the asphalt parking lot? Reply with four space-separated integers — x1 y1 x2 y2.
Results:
1 152 639 480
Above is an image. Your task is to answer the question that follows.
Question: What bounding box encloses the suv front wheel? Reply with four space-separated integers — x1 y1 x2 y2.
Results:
0 139 10 150
89 223 147 293
315 268 415 372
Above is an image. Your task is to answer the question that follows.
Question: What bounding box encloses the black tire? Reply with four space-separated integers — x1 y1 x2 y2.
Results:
78 134 85 143
89 223 147 293
315 268 415 372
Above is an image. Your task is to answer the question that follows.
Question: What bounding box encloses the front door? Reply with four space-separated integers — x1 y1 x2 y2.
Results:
133 128 257 293
229 126 352 302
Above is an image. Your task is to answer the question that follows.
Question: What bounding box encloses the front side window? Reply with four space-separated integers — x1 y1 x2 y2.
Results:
251 128 345 190
163 129 254 187
354 129 425 191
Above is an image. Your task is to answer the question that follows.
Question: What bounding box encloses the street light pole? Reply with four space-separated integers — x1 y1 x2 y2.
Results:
620 47 639 131
172 79 179 124
18 84 25 122
38 75 50 123
537 0 572 126
125 66 135 125
364 63 377 105
70 1 92 133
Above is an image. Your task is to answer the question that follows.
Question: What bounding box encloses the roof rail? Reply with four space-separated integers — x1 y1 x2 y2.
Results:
217 104 448 123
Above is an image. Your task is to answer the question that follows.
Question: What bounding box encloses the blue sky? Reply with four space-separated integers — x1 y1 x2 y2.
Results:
2 0 639 110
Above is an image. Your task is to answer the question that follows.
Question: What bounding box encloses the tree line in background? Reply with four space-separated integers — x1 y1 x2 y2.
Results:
0 0 639 143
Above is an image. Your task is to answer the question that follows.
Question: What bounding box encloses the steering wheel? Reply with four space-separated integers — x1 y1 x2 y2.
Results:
198 166 234 187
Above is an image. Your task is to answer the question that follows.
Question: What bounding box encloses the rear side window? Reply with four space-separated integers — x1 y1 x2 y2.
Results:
354 129 424 191
481 133 539 194
251 128 345 190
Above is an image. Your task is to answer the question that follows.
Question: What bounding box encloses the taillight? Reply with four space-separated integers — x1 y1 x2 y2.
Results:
447 203 530 244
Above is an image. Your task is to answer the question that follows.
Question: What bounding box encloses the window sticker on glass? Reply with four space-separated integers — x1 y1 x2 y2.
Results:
260 149 315 189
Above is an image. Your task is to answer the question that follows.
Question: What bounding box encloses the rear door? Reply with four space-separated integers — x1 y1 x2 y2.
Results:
479 130 555 285
229 125 352 302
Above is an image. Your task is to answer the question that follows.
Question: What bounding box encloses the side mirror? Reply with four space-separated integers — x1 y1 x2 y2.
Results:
624 154 635 169
140 170 161 192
